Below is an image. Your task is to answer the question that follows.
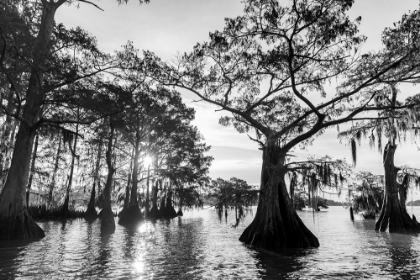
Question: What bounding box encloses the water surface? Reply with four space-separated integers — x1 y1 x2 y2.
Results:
1 206 420 279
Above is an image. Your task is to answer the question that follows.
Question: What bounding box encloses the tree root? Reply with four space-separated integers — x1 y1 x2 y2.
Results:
239 212 319 248
0 210 45 240
118 205 143 227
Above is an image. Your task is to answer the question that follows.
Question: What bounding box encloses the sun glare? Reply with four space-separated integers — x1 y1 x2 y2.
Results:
144 156 152 167
133 258 145 273
138 222 148 233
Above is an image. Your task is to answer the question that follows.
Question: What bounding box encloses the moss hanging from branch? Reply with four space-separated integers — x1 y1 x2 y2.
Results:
369 133 375 150
377 126 382 154
340 172 345 186
355 130 362 146
351 138 357 167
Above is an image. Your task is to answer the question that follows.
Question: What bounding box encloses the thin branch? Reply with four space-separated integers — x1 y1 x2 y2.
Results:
164 82 270 135
36 109 122 129
77 0 104 11
247 133 264 147
42 65 117 94
287 39 322 118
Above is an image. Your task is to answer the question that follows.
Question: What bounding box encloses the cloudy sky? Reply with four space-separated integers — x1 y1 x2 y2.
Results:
56 0 420 190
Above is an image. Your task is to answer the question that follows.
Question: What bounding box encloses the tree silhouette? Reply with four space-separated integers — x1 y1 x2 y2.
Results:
147 0 420 248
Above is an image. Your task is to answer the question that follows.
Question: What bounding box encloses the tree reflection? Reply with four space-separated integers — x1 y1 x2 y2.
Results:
122 226 137 259
97 234 112 268
80 220 101 278
253 248 311 279
159 217 205 278
353 219 420 279
384 234 419 279
0 240 29 278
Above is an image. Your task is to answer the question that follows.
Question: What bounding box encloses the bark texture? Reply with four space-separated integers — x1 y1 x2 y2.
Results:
375 143 420 233
239 142 319 248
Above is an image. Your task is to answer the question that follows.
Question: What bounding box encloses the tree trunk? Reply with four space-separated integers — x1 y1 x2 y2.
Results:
61 119 79 217
177 185 183 217
47 136 61 207
308 184 311 208
26 133 39 206
375 143 420 233
130 140 140 207
399 174 409 212
119 171 132 219
123 173 131 210
0 2 59 240
149 179 161 220
159 183 167 217
144 164 150 218
290 179 294 209
239 141 319 248
119 147 134 218
85 133 103 219
101 120 116 235
162 185 177 219
118 136 143 226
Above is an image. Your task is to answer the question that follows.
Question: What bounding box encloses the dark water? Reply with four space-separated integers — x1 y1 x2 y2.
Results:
1 206 420 279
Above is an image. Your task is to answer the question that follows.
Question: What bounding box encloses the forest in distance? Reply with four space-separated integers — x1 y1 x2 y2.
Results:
2 0 420 254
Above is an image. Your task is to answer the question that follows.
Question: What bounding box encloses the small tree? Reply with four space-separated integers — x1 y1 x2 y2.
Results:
211 177 258 226
350 172 384 218
155 124 213 219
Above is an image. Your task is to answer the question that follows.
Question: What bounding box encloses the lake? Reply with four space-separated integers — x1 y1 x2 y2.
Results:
1 206 420 279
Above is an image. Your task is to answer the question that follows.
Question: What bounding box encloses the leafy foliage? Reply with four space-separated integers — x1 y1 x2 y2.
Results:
350 172 384 214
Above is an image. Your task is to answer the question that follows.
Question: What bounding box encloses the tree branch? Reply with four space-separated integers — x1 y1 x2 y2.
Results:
36 109 123 129
77 0 104 11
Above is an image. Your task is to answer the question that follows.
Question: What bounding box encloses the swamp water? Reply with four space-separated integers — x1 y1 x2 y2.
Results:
1 206 420 279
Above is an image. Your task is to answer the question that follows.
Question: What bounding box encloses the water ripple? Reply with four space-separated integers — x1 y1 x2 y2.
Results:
2 207 420 279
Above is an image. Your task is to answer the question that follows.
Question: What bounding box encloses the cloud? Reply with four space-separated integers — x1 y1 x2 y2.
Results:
55 0 420 187
206 145 262 184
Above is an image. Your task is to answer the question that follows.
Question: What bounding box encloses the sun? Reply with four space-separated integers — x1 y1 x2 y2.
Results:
144 155 152 167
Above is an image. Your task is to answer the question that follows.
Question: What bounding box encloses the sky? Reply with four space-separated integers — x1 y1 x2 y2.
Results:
56 0 420 195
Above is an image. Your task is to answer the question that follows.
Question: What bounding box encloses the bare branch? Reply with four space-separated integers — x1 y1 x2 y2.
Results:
77 0 104 11
36 109 123 129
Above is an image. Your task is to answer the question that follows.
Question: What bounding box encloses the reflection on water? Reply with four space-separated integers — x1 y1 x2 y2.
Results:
384 234 417 280
1 207 420 279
